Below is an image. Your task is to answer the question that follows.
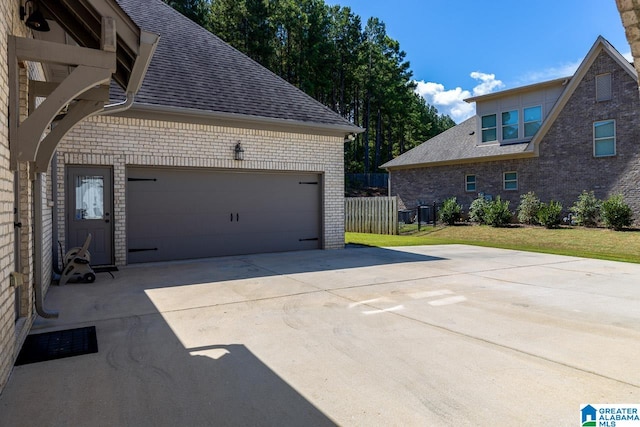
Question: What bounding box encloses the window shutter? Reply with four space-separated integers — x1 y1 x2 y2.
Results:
596 73 612 102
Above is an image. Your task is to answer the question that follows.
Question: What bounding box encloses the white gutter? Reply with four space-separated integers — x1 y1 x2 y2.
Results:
126 102 363 137
98 31 159 116
101 91 135 114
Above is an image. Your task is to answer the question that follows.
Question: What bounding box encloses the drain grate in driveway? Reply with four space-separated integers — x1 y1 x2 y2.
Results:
15 326 98 366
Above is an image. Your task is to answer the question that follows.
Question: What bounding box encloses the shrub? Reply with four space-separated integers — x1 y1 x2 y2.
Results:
484 196 512 227
439 197 462 225
570 191 601 227
469 194 490 224
601 194 633 230
536 200 563 228
517 192 541 225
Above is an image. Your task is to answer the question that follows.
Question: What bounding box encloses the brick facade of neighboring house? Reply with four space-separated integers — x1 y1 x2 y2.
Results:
55 116 346 266
384 38 640 222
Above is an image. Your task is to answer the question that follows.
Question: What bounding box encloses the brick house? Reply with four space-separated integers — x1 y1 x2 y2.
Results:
54 0 360 266
0 0 358 394
382 37 640 221
1 0 159 395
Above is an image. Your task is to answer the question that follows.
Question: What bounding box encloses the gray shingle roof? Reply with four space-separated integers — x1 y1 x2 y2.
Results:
114 0 358 130
381 117 532 169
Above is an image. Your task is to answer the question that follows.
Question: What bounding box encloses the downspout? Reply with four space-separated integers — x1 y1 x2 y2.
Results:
99 91 135 115
14 172 22 319
51 153 62 276
34 171 58 318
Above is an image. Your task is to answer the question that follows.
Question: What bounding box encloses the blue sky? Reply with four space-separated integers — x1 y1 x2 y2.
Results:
329 0 631 123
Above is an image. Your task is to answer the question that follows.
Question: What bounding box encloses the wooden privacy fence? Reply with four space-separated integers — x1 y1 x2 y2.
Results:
345 196 398 235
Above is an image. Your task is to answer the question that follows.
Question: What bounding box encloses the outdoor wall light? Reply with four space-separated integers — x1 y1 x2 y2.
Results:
234 142 245 161
20 0 50 32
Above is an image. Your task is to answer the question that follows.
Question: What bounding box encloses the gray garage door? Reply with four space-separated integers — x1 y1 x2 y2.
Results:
127 167 321 263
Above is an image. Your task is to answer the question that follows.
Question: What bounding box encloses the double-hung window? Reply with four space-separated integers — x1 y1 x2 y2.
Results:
524 106 542 137
481 114 497 143
502 110 518 140
503 172 518 190
465 175 476 192
594 120 615 157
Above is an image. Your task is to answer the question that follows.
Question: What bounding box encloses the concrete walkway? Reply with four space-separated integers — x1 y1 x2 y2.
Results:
1 245 639 426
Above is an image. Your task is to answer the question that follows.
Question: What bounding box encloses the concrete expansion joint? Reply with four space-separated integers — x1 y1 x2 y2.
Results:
383 305 640 390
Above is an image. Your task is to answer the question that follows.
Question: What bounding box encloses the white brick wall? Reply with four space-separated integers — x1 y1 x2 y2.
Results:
0 1 14 390
0 0 42 393
56 115 345 265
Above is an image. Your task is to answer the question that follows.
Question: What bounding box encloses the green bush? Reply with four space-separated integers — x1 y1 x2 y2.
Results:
484 196 512 227
536 201 563 228
601 194 633 230
469 194 490 224
570 191 601 227
517 192 541 225
439 197 462 225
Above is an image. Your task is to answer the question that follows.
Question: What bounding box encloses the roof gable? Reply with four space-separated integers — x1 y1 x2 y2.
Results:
527 36 637 154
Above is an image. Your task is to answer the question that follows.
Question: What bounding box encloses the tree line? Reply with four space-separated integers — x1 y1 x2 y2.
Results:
163 0 456 173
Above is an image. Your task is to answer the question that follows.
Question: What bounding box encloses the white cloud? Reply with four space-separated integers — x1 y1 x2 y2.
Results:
516 59 581 86
415 71 504 123
415 50 636 125
515 50 634 86
469 71 504 96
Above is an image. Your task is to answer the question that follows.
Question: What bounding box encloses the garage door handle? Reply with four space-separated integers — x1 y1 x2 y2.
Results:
230 213 240 222
236 213 239 222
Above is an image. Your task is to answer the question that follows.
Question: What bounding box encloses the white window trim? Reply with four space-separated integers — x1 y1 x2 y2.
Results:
479 105 543 144
501 110 519 141
481 114 497 143
593 119 616 157
503 171 518 191
523 105 542 138
465 174 476 192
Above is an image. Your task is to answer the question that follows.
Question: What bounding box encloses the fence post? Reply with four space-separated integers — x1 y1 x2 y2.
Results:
433 201 437 226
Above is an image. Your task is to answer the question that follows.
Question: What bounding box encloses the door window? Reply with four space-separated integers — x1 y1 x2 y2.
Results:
75 176 104 220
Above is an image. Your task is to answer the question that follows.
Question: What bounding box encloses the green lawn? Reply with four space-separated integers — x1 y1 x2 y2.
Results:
346 225 640 264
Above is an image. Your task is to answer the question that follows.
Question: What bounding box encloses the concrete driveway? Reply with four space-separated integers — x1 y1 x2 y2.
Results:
1 244 639 426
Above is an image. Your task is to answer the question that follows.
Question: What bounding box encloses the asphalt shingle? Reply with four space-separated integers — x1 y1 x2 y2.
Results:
114 0 357 129
381 117 531 169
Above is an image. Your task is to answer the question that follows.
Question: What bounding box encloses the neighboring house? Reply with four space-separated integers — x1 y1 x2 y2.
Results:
0 0 359 394
382 37 640 222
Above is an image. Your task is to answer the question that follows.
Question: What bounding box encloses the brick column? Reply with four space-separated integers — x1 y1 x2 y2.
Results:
617 0 640 81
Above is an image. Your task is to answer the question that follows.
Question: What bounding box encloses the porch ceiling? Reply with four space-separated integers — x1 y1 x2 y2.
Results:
36 0 140 90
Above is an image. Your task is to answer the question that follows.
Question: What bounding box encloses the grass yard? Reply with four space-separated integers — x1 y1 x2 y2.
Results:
346 225 640 264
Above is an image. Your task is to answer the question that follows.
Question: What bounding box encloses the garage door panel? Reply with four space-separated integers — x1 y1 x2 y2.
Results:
129 213 229 238
127 168 321 263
